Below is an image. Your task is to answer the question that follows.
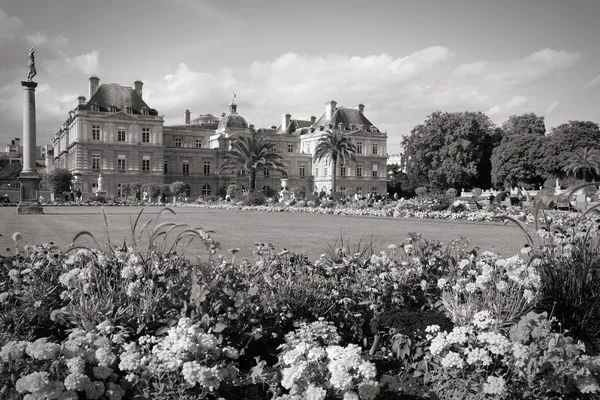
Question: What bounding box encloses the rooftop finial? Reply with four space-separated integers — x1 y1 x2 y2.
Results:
231 90 236 105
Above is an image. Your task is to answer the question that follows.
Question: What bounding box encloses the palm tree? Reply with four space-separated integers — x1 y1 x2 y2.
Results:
313 129 357 196
218 130 285 192
563 147 600 182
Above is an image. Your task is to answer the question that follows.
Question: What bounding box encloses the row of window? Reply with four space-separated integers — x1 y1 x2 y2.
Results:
166 160 211 175
302 142 382 155
173 138 204 148
90 105 151 116
92 154 152 172
314 164 379 177
92 126 152 143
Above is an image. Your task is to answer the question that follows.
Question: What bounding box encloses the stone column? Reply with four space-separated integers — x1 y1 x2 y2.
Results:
17 80 43 214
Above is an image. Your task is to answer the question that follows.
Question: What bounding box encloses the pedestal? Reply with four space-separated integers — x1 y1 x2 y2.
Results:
17 171 43 214
95 190 107 200
278 189 291 203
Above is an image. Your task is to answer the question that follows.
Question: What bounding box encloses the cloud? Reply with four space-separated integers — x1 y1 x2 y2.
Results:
453 61 488 76
25 32 48 46
485 48 581 85
486 95 528 116
54 34 68 46
546 101 559 115
0 8 23 43
45 50 100 76
583 75 600 90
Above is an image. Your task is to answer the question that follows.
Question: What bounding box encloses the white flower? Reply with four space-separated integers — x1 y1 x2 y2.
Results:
437 278 447 289
358 382 380 400
482 375 506 396
306 385 327 400
25 338 61 360
471 310 495 330
15 371 51 394
465 282 477 293
0 341 28 361
63 373 91 391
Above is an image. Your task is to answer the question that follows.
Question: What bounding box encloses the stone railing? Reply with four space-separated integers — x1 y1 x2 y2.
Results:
0 181 19 189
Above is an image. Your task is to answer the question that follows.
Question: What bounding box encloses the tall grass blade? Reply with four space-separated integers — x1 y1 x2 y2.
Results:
101 206 112 250
71 231 100 248
492 215 534 248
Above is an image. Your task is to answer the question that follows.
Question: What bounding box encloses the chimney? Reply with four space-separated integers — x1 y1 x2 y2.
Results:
338 123 344 131
325 100 337 120
89 76 100 99
77 95 86 105
358 103 365 113
281 113 291 130
133 80 143 98
185 109 191 124
310 115 316 125
350 124 356 130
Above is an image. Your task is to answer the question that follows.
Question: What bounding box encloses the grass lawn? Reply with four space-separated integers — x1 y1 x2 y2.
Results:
0 206 533 261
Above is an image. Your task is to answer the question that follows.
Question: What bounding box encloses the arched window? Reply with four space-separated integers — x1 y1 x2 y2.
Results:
202 185 211 196
262 185 271 195
117 183 123 197
241 185 247 194
340 186 346 194
185 185 191 198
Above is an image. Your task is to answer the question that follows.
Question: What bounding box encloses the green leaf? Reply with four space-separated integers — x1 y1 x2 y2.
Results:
213 322 228 333
155 326 170 336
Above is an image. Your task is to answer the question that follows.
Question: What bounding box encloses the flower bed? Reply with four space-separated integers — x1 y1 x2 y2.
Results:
2 208 600 399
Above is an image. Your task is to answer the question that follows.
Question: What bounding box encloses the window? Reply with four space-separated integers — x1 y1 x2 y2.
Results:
185 186 191 198
202 185 211 196
182 160 189 175
299 165 305 177
142 155 150 172
357 164 363 177
109 106 117 113
142 108 149 116
163 159 168 174
340 186 346 194
126 107 132 114
175 138 182 148
372 164 378 177
203 161 210 175
92 125 101 140
287 144 294 153
118 129 126 142
92 154 100 170
324 167 328 176
372 143 378 155
315 167 319 176
282 169 287 176
341 165 346 176
142 128 150 143
117 155 126 171
357 142 363 154
195 139 202 148
271 145 277 152
263 168 269 177
357 187 362 194
91 105 99 112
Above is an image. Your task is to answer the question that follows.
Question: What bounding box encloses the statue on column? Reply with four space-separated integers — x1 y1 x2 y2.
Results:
27 48 37 82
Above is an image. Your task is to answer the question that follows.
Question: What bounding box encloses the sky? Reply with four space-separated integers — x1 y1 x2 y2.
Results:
0 0 599 154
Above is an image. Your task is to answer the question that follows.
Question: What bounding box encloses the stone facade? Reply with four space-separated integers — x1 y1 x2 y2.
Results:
52 77 387 198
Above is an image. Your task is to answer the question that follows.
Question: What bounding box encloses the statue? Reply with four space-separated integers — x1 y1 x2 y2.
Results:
232 90 236 103
97 174 103 192
27 48 37 81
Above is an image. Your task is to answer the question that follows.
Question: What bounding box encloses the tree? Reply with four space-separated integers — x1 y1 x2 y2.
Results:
541 121 600 178
218 130 285 192
402 111 501 191
491 113 547 188
169 181 186 199
0 157 22 181
313 129 357 195
563 147 600 182
47 168 73 194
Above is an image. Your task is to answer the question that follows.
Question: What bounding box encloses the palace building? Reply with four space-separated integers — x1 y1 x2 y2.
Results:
50 76 388 198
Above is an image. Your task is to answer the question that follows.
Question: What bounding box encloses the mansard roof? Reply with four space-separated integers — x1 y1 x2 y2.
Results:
78 84 158 115
311 107 375 132
276 119 312 135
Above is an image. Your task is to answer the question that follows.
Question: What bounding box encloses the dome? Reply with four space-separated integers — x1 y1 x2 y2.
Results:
217 102 249 130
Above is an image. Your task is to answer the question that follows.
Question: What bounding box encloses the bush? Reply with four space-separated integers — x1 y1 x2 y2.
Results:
141 183 161 199
415 186 428 197
289 186 306 200
305 192 321 207
169 181 186 199
243 191 265 206
216 186 227 199
46 169 73 194
445 188 457 198
227 184 243 199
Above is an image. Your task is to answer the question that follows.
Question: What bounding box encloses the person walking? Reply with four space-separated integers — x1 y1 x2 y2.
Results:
76 189 82 205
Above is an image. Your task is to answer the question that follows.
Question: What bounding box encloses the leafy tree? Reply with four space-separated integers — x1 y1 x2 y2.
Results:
491 114 547 188
160 184 171 199
402 111 501 191
129 182 143 198
169 181 186 198
142 183 161 199
313 129 357 195
541 121 600 178
227 184 243 199
501 113 546 137
0 157 22 181
47 168 73 194
218 130 285 192
563 147 600 182
387 163 415 197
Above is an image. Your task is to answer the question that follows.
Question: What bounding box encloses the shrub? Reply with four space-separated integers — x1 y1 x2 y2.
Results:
216 186 227 199
445 188 457 198
141 183 161 199
415 186 428 197
47 169 73 194
227 184 243 199
471 187 482 200
243 191 265 206
305 192 321 206
169 181 186 199
289 186 306 200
